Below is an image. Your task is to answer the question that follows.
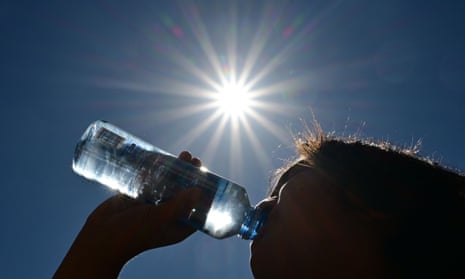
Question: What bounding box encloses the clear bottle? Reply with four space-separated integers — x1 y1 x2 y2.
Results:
72 120 266 240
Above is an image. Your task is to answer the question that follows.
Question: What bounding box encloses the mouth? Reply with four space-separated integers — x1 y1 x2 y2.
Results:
250 220 268 249
250 237 260 253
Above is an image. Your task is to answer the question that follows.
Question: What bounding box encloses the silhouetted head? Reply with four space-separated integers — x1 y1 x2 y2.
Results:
251 126 465 278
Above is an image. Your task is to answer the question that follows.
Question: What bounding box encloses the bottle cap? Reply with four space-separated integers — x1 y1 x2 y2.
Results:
239 206 270 240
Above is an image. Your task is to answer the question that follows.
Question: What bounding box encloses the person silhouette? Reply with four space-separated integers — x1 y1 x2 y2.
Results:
55 129 465 278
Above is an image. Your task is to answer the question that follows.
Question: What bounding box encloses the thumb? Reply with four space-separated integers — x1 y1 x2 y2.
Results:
160 187 204 221
144 187 204 247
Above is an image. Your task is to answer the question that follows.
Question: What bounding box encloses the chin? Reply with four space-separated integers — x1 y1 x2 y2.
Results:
250 262 268 279
249 243 277 279
249 244 262 278
250 263 283 279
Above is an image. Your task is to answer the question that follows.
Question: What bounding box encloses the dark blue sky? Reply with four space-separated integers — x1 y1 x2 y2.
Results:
1 1 465 278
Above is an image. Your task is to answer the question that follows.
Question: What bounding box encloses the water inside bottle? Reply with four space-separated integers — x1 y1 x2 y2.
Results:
72 121 258 239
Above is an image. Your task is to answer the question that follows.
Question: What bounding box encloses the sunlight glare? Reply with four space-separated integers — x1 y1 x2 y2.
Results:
215 82 251 117
103 2 305 180
205 207 234 235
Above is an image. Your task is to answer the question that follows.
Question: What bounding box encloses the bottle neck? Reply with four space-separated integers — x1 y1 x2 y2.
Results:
238 206 269 240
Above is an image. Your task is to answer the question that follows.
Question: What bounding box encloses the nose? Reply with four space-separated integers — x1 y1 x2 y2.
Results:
256 196 277 208
254 197 278 217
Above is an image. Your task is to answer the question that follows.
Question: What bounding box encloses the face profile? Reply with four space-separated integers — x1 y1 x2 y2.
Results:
250 137 465 278
250 163 385 278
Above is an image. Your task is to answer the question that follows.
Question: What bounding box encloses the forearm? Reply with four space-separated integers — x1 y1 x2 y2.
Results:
54 185 201 278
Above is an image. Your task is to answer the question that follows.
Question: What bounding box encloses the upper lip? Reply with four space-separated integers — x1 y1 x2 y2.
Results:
250 236 260 251
250 197 276 241
253 215 270 242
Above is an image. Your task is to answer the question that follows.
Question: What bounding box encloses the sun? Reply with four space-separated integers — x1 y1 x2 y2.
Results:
214 81 251 118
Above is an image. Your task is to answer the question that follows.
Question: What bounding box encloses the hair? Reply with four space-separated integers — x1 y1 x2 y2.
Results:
280 123 465 277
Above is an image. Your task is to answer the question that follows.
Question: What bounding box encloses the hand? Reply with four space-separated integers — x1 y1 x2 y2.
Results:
55 151 203 278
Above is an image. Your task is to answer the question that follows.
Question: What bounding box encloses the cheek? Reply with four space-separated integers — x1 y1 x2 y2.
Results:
251 191 341 276
263 200 315 254
274 184 346 251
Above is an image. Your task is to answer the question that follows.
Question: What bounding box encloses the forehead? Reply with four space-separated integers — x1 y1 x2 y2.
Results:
270 162 313 197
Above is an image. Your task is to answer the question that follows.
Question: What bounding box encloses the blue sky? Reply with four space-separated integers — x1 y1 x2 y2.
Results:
1 1 465 278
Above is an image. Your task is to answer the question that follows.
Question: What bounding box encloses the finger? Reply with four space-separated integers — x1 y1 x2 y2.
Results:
131 188 203 248
115 187 203 226
87 194 144 224
179 151 202 168
149 188 204 244
178 151 192 162
191 157 202 167
157 187 204 220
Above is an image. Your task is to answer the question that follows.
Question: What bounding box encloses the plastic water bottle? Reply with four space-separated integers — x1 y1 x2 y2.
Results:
72 120 267 240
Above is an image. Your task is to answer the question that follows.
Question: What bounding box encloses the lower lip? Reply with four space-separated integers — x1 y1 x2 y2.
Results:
250 239 258 253
250 233 264 251
252 219 269 243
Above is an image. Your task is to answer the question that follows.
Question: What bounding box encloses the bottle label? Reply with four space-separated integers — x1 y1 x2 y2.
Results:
95 128 125 148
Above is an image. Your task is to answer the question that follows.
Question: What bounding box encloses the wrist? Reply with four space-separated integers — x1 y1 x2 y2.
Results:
54 227 127 278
